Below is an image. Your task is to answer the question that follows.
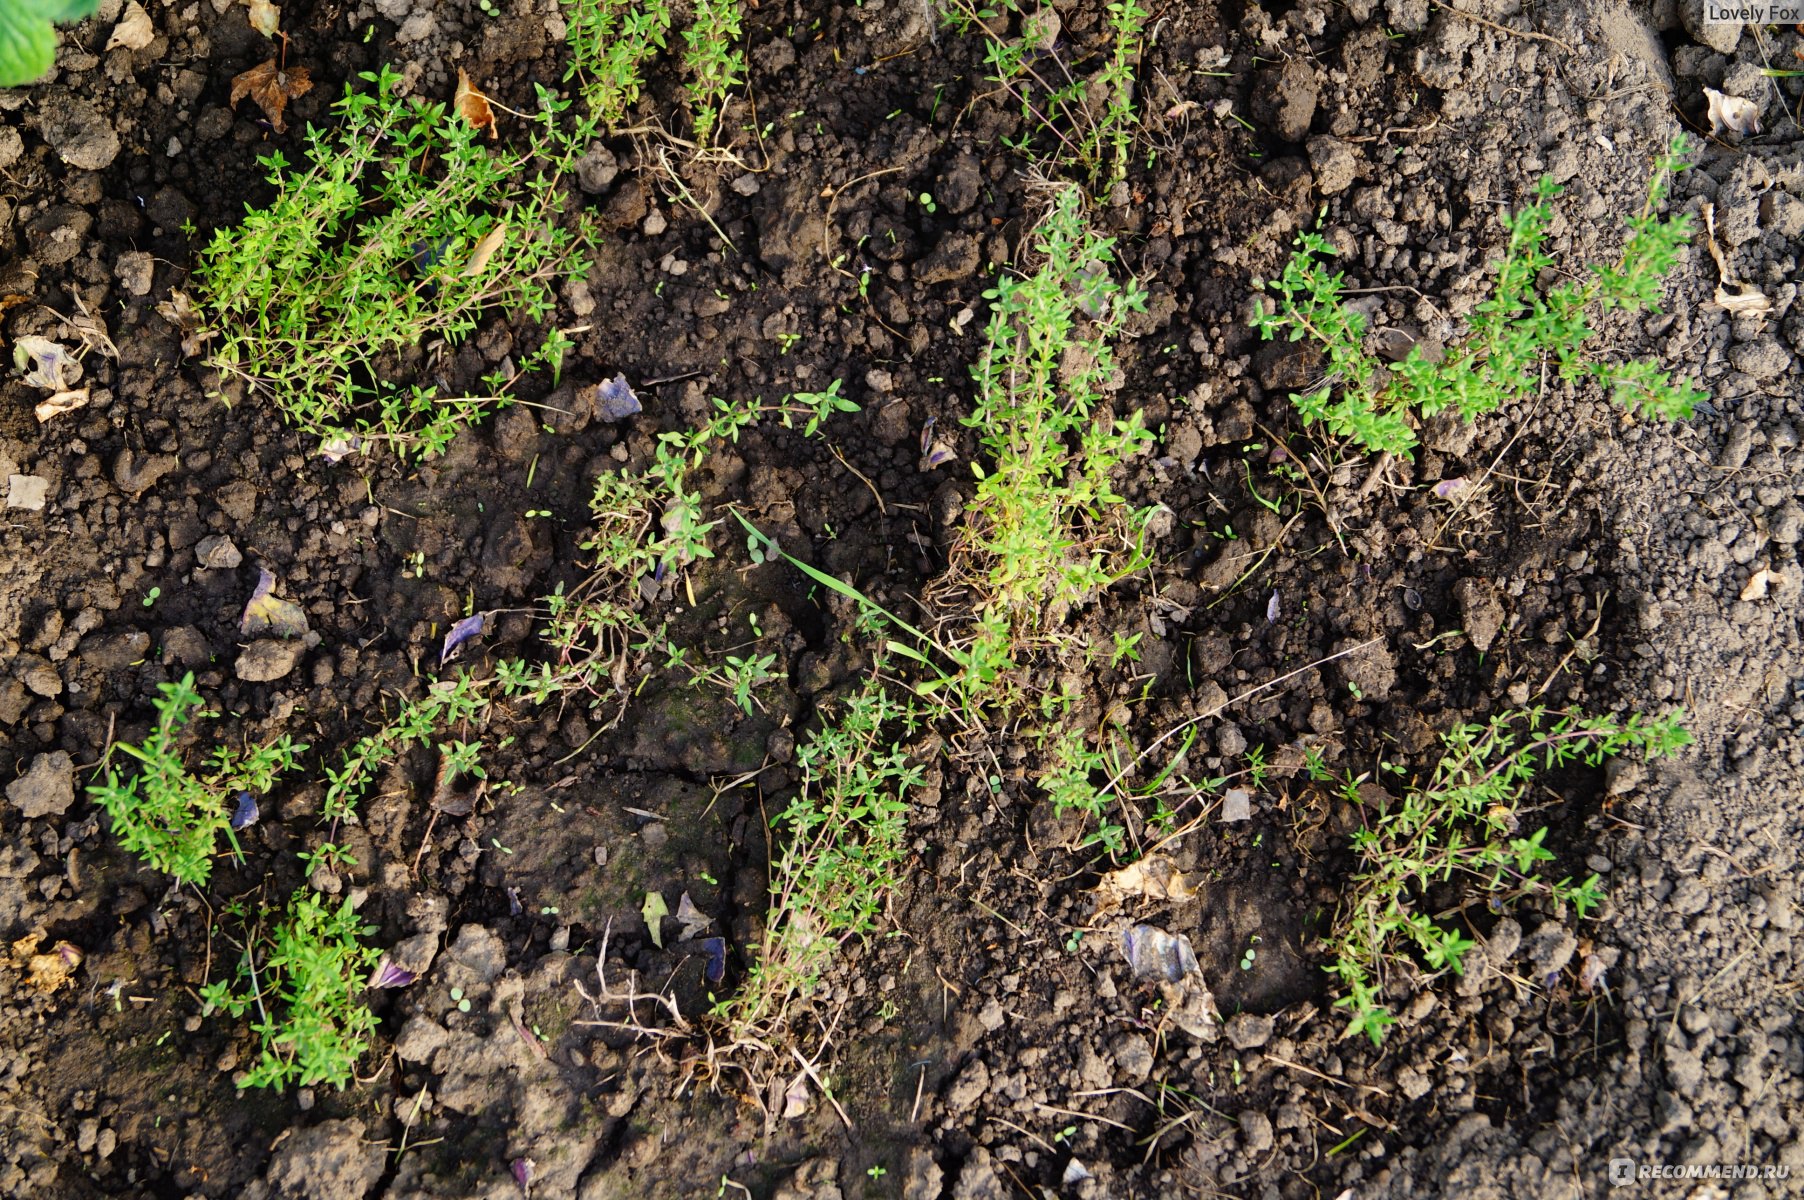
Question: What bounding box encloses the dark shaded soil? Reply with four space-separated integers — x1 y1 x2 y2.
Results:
3 1 1803 1198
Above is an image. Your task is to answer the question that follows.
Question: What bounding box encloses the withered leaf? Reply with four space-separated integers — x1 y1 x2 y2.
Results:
107 2 155 52
462 223 507 277
454 68 496 137
246 0 281 38
230 58 313 133
35 388 90 423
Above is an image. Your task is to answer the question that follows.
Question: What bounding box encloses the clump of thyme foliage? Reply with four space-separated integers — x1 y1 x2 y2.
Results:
200 892 380 1091
1254 136 1704 456
682 0 745 145
196 65 595 458
561 0 673 129
1324 706 1692 1046
949 185 1154 702
87 672 307 886
714 661 923 1040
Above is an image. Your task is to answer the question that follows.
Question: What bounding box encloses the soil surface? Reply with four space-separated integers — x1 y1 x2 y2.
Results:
2 1 1802 1198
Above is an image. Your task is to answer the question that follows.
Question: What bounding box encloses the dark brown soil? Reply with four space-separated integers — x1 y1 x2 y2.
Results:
3 1 1803 1198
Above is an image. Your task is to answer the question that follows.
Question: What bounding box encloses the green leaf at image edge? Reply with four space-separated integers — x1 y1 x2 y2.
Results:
0 0 100 89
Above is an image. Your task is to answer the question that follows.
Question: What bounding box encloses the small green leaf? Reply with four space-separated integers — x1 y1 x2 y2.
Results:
641 890 669 948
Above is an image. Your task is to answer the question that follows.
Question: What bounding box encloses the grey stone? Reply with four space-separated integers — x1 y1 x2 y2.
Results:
195 534 242 570
38 98 121 170
114 250 154 296
1306 135 1358 195
235 639 303 682
7 752 74 819
1679 0 1740 53
1224 1012 1275 1050
1453 578 1506 653
6 475 49 511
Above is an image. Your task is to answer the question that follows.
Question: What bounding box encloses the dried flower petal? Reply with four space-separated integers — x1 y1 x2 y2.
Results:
231 791 260 831
368 956 418 989
245 0 281 37
230 58 312 133
588 374 642 422
1432 477 1468 500
699 936 727 984
1265 589 1280 625
241 566 309 638
35 388 90 423
108 2 155 51
462 223 507 277
13 336 80 390
441 613 487 666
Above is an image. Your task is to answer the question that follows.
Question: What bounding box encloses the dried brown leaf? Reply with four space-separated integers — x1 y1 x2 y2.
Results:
230 58 313 133
463 222 507 277
35 388 90 423
246 0 281 38
107 1 155 52
454 68 496 137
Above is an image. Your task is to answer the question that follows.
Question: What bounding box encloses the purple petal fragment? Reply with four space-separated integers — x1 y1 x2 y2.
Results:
1265 589 1280 625
593 374 641 422
231 791 260 831
441 613 486 666
920 416 937 455
368 956 418 989
699 936 727 984
1432 476 1468 500
241 567 309 638
507 886 523 917
922 442 956 470
511 1156 535 1195
1122 924 1201 984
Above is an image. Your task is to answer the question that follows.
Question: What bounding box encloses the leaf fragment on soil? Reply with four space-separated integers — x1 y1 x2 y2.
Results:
156 289 214 357
1704 87 1761 136
674 891 712 940
1093 854 1196 913
245 0 281 37
107 1 155 51
1701 200 1772 316
454 68 496 136
230 57 312 133
34 388 89 423
440 613 487 665
11 933 81 994
241 566 309 638
1120 924 1220 1041
642 891 669 948
13 335 79 390
462 222 507 277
